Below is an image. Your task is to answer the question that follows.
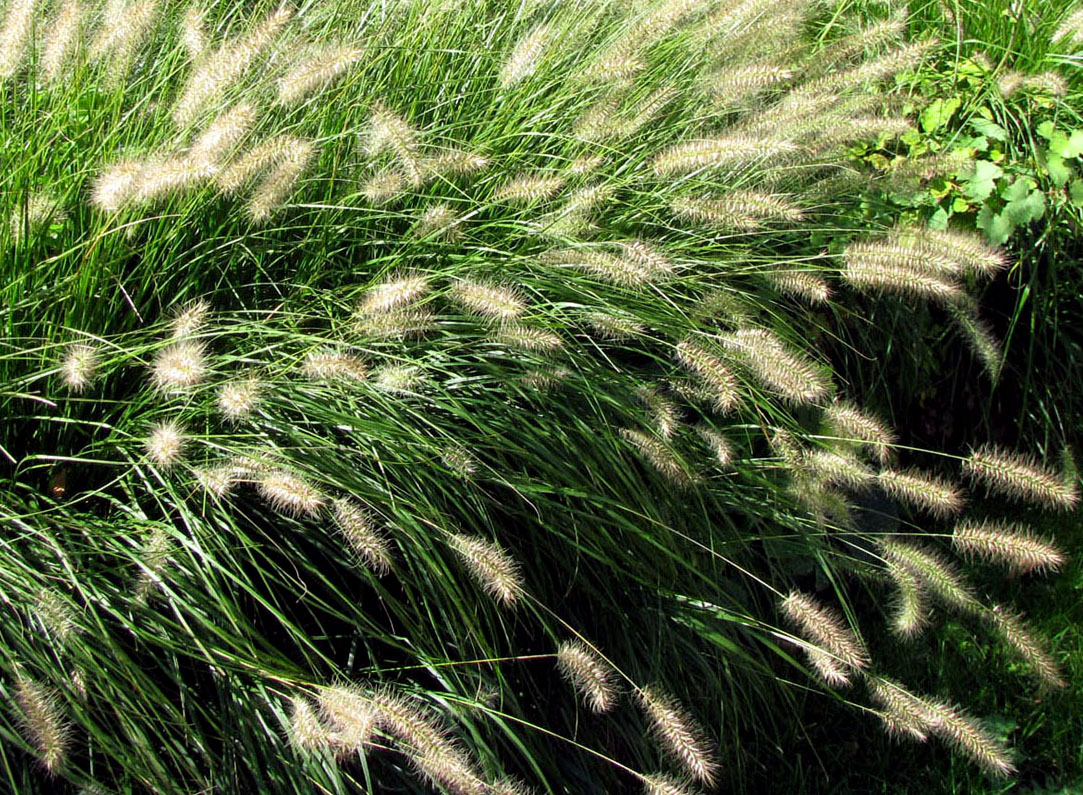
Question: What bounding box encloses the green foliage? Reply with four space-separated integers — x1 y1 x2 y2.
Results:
0 0 1079 793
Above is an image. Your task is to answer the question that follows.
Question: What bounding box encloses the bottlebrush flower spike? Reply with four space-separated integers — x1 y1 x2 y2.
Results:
277 42 364 106
652 136 797 177
642 773 700 795
878 539 980 613
317 685 378 749
216 376 262 421
620 428 694 487
170 299 210 338
288 695 332 753
359 274 429 315
823 400 895 463
180 5 205 58
877 468 964 518
637 685 719 786
190 104 257 167
675 340 740 412
865 676 934 742
672 192 804 230
173 5 293 125
987 604 1065 690
962 444 1079 510
885 560 929 638
951 519 1064 575
448 533 524 606
721 327 831 405
492 324 562 352
493 174 565 204
556 640 618 713
448 279 526 320
765 270 831 305
41 0 84 84
332 499 392 574
500 23 551 87
780 591 870 671
0 0 39 80
14 676 70 773
256 470 324 517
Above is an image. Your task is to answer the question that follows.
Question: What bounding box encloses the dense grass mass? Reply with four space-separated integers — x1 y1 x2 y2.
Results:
0 0 1080 792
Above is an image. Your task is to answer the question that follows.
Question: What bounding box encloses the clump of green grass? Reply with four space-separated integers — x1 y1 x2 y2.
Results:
0 0 1077 792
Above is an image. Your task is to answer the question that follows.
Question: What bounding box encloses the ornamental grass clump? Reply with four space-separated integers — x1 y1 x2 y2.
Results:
0 0 1077 792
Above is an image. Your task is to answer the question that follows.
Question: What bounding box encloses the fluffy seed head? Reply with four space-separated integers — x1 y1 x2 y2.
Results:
583 310 645 341
151 340 208 393
951 519 1064 575
317 685 378 750
780 591 870 671
257 470 324 517
924 699 1017 777
556 640 618 713
373 364 425 394
34 589 78 644
986 604 1065 690
637 685 719 786
217 376 261 421
0 0 40 80
449 279 526 320
448 533 524 607
60 343 99 392
14 676 70 773
866 676 934 742
799 449 875 491
652 136 797 177
494 174 565 204
620 428 694 487
492 324 562 352
91 158 144 211
542 245 669 288
145 421 186 467
675 340 740 412
823 401 894 463
129 156 215 205
366 103 423 185
190 104 257 167
332 499 392 574
673 192 804 230
301 351 367 382
41 0 85 85
878 539 980 613
877 468 964 518
421 149 490 180
173 6 293 125
170 300 210 338
288 695 332 753
720 328 831 405
766 270 831 304
642 773 699 795
962 445 1078 510
355 307 436 339
885 560 929 638
696 426 734 468
277 43 363 106
441 445 477 478
193 464 236 498
361 169 406 204
359 274 429 315
412 203 462 240
500 23 551 87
